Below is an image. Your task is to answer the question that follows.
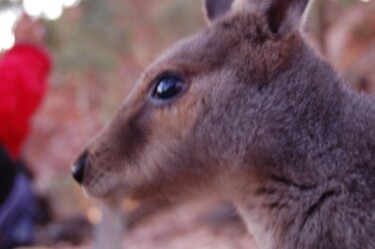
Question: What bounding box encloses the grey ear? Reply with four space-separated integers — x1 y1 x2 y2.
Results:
205 0 234 21
265 0 310 33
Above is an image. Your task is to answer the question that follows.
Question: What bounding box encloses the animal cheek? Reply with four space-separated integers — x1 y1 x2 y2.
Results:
151 97 204 140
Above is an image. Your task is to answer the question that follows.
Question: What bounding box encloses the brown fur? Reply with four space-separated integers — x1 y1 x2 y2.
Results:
74 0 375 248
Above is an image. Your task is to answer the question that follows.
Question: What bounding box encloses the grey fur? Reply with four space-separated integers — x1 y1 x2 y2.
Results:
74 1 375 248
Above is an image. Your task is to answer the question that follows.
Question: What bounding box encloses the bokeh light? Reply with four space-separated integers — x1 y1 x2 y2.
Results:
0 8 19 52
0 0 81 52
23 0 80 20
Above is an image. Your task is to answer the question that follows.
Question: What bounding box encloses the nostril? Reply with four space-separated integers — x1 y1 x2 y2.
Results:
72 151 89 184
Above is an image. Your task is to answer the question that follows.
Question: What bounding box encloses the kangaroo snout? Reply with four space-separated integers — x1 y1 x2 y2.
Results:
72 151 90 185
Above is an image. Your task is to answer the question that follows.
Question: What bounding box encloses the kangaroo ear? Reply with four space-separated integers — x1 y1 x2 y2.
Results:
265 0 310 33
204 0 235 22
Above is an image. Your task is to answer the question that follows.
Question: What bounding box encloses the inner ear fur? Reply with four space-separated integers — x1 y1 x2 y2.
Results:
265 0 310 33
205 0 234 21
204 0 310 33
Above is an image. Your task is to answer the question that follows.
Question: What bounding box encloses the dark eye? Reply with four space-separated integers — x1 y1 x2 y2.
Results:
151 73 186 101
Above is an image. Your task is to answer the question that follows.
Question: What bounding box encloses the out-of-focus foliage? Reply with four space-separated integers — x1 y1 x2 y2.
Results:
52 0 203 73
0 0 21 9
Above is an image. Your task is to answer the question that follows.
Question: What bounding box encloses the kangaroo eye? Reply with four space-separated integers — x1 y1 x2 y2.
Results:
151 73 186 102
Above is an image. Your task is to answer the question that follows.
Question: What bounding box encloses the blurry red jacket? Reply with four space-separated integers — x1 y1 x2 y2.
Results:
0 43 51 159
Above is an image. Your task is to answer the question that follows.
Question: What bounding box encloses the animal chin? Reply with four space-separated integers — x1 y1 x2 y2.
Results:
90 181 134 201
82 182 114 199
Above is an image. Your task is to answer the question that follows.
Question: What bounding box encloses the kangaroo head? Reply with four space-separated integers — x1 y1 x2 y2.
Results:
72 0 310 200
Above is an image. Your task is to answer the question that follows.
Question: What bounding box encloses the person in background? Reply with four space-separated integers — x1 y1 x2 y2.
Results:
0 14 51 249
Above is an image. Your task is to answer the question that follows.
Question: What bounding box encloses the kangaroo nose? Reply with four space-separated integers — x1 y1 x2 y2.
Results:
72 151 89 184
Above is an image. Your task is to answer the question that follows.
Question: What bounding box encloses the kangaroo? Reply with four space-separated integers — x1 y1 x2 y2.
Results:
72 0 375 248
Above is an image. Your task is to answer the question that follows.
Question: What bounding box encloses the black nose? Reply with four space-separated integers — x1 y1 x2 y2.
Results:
72 152 89 184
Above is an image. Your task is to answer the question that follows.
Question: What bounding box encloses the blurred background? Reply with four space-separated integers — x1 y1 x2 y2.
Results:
0 0 374 248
